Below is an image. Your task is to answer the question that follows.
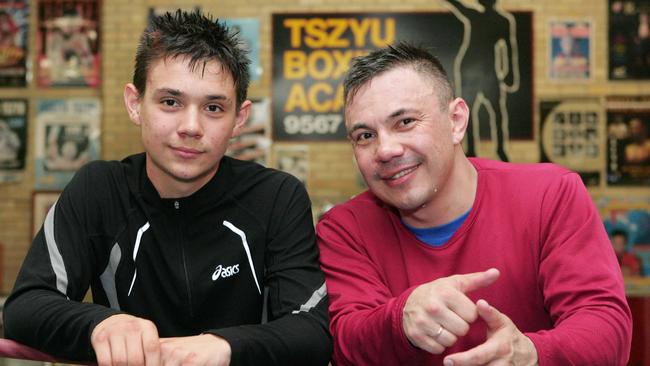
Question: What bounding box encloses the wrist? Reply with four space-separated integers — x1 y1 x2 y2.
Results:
204 333 232 363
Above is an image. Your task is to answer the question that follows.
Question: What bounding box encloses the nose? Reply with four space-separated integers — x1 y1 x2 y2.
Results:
375 133 404 162
178 107 203 138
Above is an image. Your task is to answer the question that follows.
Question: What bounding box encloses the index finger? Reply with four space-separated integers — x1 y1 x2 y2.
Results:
444 340 499 366
92 336 112 366
141 322 160 366
453 268 500 294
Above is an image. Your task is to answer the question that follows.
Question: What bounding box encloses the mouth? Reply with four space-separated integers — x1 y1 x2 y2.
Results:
172 146 203 158
381 164 419 181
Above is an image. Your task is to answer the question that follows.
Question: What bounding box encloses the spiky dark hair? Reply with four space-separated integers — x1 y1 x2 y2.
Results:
133 9 250 108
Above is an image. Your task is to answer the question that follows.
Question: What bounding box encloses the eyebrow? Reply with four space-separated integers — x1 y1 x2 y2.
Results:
347 108 418 135
155 88 230 102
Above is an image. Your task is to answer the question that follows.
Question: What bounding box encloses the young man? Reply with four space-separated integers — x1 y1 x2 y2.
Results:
316 43 631 366
4 10 331 366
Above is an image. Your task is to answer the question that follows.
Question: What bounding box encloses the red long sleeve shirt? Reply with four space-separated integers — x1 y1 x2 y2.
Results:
317 158 631 366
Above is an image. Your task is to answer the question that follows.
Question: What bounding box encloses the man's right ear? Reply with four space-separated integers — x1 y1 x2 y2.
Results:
124 83 142 126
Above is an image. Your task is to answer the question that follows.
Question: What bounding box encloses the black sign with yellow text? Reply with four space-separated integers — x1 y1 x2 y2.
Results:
272 12 533 142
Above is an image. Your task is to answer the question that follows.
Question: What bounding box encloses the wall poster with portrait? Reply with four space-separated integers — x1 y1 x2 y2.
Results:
37 0 100 87
595 194 650 279
549 19 592 80
0 0 29 87
0 98 27 183
606 96 650 186
34 98 100 189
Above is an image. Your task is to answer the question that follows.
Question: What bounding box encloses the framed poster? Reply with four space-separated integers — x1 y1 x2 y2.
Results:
0 98 27 183
606 96 650 186
34 98 100 189
539 99 603 186
272 10 533 156
37 0 100 87
32 190 60 237
227 98 271 165
0 0 29 87
222 18 262 82
596 194 650 276
549 20 592 80
609 0 650 79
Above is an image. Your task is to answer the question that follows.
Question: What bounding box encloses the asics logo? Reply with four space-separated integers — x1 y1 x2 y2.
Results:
212 264 240 281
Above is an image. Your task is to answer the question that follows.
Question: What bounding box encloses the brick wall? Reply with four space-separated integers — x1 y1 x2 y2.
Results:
0 0 649 292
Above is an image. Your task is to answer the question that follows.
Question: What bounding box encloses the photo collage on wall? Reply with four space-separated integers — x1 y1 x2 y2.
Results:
539 99 603 186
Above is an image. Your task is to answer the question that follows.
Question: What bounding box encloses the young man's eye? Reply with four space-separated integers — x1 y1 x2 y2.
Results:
162 99 178 107
206 104 223 113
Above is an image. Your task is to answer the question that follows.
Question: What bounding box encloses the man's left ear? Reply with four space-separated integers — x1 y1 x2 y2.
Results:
232 100 252 138
124 83 142 126
448 98 470 145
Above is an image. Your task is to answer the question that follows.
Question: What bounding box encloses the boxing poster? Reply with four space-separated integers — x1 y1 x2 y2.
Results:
34 98 100 189
0 98 27 183
0 0 28 86
549 20 592 80
606 96 650 186
609 0 650 79
37 0 100 87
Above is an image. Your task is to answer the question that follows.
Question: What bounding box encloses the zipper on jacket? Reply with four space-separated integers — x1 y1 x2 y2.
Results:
175 200 194 318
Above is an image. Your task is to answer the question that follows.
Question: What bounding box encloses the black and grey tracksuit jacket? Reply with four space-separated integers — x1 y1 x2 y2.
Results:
4 153 332 365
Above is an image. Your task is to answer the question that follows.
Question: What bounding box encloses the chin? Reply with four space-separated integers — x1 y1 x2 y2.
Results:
376 191 425 211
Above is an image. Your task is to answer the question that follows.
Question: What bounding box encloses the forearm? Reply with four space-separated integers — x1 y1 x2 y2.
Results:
4 288 119 361
533 173 632 365
329 288 423 365
208 305 331 366
527 307 631 366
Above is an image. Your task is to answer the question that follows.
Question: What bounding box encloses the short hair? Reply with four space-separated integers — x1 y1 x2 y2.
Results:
133 9 250 109
611 229 628 239
343 42 454 110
